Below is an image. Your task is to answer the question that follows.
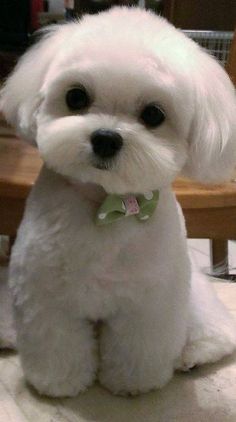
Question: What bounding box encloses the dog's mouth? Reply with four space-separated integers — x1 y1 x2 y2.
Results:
91 158 114 171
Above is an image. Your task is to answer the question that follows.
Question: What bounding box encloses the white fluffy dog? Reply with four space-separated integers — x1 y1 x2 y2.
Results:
1 7 236 397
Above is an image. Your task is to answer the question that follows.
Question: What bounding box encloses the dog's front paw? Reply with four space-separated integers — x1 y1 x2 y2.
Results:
27 371 92 397
99 364 173 396
18 318 98 397
99 372 155 396
23 346 98 398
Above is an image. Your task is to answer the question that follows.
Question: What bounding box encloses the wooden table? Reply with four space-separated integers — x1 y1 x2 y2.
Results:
1 129 236 277
0 126 42 236
174 178 236 279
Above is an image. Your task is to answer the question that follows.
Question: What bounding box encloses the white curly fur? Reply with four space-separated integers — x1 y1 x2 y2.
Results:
1 7 236 397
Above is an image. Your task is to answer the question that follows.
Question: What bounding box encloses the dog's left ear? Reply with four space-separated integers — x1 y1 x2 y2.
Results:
183 51 236 183
0 24 75 144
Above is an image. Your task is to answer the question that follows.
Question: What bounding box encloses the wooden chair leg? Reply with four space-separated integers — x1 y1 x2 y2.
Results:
209 239 236 280
210 239 229 276
9 236 16 252
0 236 16 266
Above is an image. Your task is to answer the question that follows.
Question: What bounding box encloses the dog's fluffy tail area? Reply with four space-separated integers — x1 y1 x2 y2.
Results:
176 271 236 371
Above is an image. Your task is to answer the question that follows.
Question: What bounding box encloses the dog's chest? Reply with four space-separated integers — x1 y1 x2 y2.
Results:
29 172 186 288
66 222 152 280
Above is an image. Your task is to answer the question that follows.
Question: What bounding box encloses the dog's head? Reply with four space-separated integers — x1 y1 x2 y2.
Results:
1 7 236 194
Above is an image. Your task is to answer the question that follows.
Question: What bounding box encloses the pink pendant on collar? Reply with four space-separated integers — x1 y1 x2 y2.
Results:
123 195 140 216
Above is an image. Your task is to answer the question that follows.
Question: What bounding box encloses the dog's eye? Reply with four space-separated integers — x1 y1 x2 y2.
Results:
140 104 165 128
66 87 90 111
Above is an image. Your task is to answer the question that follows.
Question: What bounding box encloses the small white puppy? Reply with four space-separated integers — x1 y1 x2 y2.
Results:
1 7 236 397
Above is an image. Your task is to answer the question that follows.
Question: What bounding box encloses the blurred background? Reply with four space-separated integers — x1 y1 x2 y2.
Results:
0 0 235 79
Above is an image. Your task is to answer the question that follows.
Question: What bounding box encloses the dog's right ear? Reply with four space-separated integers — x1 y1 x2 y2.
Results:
0 24 73 143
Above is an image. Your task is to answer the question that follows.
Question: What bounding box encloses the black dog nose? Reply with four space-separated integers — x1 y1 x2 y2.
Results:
91 129 123 159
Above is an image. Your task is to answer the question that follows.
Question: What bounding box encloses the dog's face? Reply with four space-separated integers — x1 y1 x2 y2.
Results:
1 7 236 193
36 47 190 194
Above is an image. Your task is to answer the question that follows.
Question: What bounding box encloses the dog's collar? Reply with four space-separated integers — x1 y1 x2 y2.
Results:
96 191 159 225
67 179 159 225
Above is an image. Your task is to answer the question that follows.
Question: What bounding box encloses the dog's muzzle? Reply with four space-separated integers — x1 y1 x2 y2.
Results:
91 129 123 160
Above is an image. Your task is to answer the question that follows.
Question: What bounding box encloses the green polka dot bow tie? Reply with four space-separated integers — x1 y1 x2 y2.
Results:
95 191 159 225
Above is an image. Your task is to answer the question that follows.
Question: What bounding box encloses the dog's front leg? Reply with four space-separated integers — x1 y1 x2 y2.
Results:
15 310 98 397
99 294 187 395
